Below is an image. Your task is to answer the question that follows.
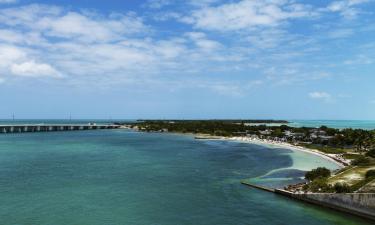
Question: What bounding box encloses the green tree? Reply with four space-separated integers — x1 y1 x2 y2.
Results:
366 149 375 158
365 170 375 179
305 178 334 193
352 156 371 166
305 167 331 181
334 182 351 193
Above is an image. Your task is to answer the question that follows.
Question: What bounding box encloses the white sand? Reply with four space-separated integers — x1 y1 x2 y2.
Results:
220 136 348 168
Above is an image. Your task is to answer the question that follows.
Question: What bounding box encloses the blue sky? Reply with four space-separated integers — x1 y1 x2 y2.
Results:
0 0 374 120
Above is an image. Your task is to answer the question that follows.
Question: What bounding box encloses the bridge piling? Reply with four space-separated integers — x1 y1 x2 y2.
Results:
0 124 120 134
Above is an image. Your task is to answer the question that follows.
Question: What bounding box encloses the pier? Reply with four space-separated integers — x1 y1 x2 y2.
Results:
0 124 121 134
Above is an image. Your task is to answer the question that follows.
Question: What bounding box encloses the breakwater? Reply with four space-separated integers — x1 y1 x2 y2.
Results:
240 181 275 193
242 183 375 221
275 190 375 221
0 124 120 133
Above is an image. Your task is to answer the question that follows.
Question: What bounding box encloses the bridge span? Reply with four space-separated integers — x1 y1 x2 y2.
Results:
0 124 121 134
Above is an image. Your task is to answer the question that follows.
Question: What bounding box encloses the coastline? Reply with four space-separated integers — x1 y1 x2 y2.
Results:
193 134 348 168
130 129 349 168
225 136 348 168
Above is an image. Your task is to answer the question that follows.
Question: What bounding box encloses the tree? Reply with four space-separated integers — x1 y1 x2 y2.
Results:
366 149 375 158
365 170 375 179
351 156 371 166
304 178 334 193
334 182 351 193
272 128 283 137
305 167 331 181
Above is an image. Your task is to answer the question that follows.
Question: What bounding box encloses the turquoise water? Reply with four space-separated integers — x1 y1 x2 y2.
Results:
289 120 375 130
0 130 372 224
1 119 374 130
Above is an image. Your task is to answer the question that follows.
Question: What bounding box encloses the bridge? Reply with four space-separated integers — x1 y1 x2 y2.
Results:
0 124 121 134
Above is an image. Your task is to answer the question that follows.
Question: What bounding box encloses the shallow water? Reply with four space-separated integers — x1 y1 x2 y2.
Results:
289 120 375 130
0 130 371 225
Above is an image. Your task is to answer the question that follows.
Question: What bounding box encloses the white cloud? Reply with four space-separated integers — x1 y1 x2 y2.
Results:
327 0 371 19
185 32 221 51
309 92 332 101
0 4 147 43
0 44 62 80
152 12 182 21
0 45 27 66
11 61 60 78
0 1 371 94
246 28 297 49
0 29 25 43
185 0 314 31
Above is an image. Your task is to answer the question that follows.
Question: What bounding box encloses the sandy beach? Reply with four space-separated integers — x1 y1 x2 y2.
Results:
218 136 349 168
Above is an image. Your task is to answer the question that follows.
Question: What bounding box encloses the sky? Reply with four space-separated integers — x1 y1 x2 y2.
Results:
0 0 374 120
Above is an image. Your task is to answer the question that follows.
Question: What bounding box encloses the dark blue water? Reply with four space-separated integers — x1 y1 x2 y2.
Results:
0 130 371 224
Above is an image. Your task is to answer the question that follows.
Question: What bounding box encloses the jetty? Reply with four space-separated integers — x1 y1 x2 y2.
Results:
0 124 120 133
241 181 275 193
242 182 375 221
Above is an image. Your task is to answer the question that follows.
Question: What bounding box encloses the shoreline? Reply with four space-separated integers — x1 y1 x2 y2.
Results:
221 136 348 168
131 129 349 168
192 134 348 168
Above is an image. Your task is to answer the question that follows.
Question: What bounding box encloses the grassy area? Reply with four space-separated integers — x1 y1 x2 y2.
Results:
351 177 375 192
333 166 353 175
342 153 362 160
359 179 375 192
327 166 375 187
298 143 347 154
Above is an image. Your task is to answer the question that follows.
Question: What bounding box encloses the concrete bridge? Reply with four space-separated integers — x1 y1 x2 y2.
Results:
0 124 121 134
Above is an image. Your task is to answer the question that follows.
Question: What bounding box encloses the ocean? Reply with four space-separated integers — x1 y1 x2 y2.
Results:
289 120 375 130
0 129 371 225
1 119 375 130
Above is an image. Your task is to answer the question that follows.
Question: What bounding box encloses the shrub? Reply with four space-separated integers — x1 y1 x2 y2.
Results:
306 178 334 193
305 167 331 181
365 170 375 179
334 182 351 193
351 156 371 166
365 149 375 158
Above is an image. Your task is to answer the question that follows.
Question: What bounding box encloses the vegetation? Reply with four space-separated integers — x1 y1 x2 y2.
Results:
303 177 343 193
342 153 362 160
365 149 375 158
333 182 351 193
365 170 375 179
350 177 375 192
302 166 375 193
124 120 375 155
303 178 333 193
351 156 371 166
137 119 289 124
299 143 346 154
305 167 331 181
